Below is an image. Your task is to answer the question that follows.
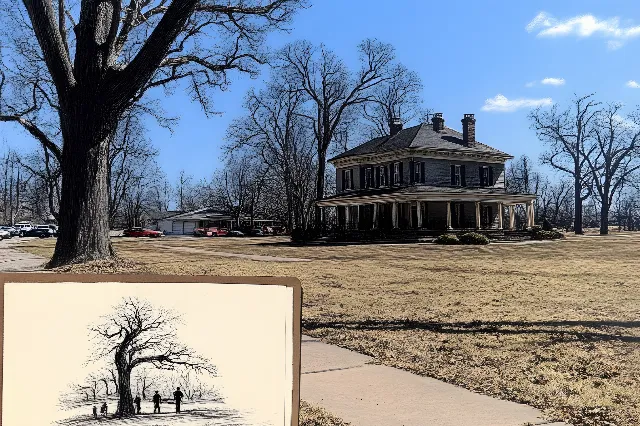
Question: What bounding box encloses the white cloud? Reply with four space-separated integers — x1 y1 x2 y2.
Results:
525 81 536 88
626 80 640 88
526 11 640 49
541 77 565 86
481 94 553 113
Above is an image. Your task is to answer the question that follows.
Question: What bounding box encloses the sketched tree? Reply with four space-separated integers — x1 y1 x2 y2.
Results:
90 298 216 417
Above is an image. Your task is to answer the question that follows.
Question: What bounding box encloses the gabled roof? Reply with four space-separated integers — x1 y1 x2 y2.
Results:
329 123 512 162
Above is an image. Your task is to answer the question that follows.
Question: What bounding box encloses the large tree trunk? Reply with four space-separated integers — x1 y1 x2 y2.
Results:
573 174 583 234
115 355 135 417
600 200 610 235
48 108 117 267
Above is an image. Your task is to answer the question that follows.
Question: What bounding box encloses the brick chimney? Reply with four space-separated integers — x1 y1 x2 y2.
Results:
432 113 445 132
389 117 403 136
461 114 476 146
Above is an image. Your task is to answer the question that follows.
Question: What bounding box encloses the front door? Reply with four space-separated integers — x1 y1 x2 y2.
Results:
453 203 465 228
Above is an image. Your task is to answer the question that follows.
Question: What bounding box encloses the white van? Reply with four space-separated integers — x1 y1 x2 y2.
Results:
15 222 33 236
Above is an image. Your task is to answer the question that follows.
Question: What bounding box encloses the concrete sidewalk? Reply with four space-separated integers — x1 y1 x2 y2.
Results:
301 335 569 426
0 239 46 271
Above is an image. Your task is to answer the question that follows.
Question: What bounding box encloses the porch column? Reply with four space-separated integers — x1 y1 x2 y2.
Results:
508 205 515 230
392 202 399 228
527 200 535 228
498 203 504 230
416 201 422 228
345 205 351 229
446 201 452 229
372 203 378 229
475 201 481 229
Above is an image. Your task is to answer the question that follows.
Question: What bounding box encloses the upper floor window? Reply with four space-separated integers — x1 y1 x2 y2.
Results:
379 165 388 186
414 161 423 183
479 166 493 187
364 167 373 188
451 164 465 187
343 169 353 190
393 162 401 184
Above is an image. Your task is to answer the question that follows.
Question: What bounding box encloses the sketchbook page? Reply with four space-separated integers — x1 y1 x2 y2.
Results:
2 281 295 426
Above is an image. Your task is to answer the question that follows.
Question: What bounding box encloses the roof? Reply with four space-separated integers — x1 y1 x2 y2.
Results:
160 207 232 221
330 122 511 161
320 185 534 202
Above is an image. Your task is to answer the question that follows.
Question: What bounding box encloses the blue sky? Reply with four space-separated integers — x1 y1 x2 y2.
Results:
3 0 640 184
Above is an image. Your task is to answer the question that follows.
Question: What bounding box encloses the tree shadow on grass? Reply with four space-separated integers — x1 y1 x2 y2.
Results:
56 407 246 426
302 319 640 343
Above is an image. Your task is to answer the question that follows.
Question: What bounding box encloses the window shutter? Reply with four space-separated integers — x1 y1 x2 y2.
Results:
375 167 380 188
421 162 426 183
389 164 394 186
409 161 415 184
450 165 456 185
360 166 365 189
399 162 404 184
350 169 354 190
479 166 484 186
489 166 494 186
461 165 466 187
342 170 346 191
385 166 389 186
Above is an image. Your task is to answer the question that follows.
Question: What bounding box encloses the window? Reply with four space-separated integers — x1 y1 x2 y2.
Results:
454 165 461 186
414 161 422 183
480 166 489 186
344 169 353 190
379 165 388 186
393 162 401 184
365 167 373 188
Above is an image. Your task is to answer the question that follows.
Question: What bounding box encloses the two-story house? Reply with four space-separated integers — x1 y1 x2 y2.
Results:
317 113 536 232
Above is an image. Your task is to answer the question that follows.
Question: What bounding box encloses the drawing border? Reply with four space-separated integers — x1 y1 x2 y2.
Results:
0 273 302 426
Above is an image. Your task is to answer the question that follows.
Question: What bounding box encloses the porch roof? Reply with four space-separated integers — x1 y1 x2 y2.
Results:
317 185 536 206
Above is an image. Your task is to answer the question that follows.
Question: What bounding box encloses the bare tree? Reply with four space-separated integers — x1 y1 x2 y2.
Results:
90 297 216 417
0 0 304 266
582 103 640 234
530 94 600 234
361 64 424 137
133 366 157 400
279 39 396 227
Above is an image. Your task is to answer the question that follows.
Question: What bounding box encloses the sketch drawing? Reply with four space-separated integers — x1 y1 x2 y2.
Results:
2 281 295 426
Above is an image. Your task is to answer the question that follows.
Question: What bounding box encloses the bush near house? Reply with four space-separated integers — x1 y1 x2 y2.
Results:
458 232 490 245
434 234 459 245
530 226 564 240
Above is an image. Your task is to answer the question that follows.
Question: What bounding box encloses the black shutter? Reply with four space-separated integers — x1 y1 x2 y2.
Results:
360 166 365 189
399 161 404 184
489 166 494 186
350 169 354 190
479 166 484 186
460 203 465 227
341 170 346 191
450 165 456 185
375 167 380 188
385 165 389 186
461 165 466 187
409 161 415 184
421 162 426 183
389 164 394 186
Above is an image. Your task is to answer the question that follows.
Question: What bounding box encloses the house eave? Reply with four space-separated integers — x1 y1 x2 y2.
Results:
329 147 513 167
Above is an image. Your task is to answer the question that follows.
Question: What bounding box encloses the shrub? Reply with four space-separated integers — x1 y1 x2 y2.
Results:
530 227 564 240
458 232 490 245
434 234 459 245
290 227 319 243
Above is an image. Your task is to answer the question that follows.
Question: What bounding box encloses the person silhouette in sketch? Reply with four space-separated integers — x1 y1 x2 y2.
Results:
101 402 108 417
92 405 97 419
153 391 161 413
173 387 184 413
134 394 142 414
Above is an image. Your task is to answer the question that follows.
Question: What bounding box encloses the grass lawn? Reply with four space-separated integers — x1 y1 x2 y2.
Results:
20 232 640 426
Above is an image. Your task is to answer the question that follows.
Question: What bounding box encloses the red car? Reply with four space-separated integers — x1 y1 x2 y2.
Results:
193 227 228 237
123 227 163 238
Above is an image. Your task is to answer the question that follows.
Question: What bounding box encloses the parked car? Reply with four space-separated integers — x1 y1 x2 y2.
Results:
22 227 54 238
15 222 34 236
249 228 265 237
35 225 56 237
123 227 163 238
193 227 228 237
0 229 11 239
226 230 245 237
0 226 19 237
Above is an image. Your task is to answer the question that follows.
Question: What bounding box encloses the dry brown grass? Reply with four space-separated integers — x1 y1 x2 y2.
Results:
299 401 350 426
18 233 640 426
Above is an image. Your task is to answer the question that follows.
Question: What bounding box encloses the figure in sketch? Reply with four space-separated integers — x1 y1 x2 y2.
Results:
174 387 184 413
92 405 97 419
153 390 161 414
134 394 141 414
100 402 107 417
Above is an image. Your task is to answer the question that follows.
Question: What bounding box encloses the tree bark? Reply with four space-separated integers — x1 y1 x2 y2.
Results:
48 104 116 267
573 174 583 234
600 200 610 235
314 149 326 229
115 355 135 416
